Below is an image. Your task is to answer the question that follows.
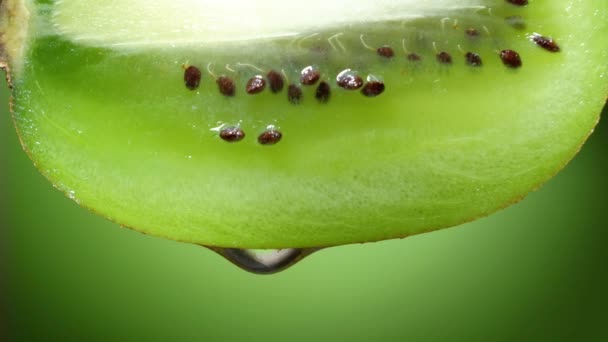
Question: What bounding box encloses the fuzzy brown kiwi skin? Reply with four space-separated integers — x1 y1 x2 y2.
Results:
0 4 606 250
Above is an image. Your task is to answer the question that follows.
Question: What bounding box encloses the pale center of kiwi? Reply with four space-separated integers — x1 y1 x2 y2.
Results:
52 0 486 48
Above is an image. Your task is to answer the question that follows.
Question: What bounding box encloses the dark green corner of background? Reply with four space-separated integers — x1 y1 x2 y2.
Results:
1 85 607 341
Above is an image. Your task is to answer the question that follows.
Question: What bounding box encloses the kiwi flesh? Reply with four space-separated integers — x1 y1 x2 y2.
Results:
1 0 607 250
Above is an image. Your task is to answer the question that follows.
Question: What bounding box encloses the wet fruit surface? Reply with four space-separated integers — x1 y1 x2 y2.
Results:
3 0 608 248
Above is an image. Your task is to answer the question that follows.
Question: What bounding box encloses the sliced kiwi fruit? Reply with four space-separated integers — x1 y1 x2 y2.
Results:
1 0 607 253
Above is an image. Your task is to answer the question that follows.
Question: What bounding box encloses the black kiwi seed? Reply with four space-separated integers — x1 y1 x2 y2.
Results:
217 76 236 97
267 70 285 93
437 52 453 65
531 35 561 52
219 127 245 143
361 81 385 97
377 46 395 58
301 66 321 85
500 50 523 68
465 28 480 38
246 75 266 95
184 66 201 90
287 84 303 104
407 53 422 62
465 52 483 67
315 81 331 103
336 69 364 90
506 16 527 29
506 0 528 6
258 129 282 145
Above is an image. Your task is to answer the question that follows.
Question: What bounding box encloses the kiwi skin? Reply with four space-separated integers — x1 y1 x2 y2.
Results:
1 1 608 249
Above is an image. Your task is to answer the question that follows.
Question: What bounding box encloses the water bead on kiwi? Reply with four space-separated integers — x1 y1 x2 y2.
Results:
1 0 607 273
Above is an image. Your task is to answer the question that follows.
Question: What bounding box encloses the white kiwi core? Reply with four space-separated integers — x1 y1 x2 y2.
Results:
52 0 486 47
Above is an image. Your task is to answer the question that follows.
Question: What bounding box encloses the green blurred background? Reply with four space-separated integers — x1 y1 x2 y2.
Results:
1 84 607 341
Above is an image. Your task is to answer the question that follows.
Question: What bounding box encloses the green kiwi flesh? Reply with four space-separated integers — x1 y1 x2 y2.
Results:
1 0 607 248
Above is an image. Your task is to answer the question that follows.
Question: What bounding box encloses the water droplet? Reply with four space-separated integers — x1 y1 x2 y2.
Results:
207 247 320 274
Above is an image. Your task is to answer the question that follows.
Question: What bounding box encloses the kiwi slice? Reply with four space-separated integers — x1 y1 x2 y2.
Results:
1 0 607 254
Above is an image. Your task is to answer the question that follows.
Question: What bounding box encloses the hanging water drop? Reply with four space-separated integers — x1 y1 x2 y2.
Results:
207 247 320 274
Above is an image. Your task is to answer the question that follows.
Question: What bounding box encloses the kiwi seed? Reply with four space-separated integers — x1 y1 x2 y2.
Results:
506 16 527 29
465 52 483 67
246 75 266 95
500 50 523 68
287 84 303 104
465 28 480 38
531 34 561 52
267 70 285 93
219 127 246 143
361 80 385 97
377 46 395 58
184 66 201 90
507 0 528 6
258 129 282 145
407 53 422 62
315 81 331 103
301 66 321 86
336 69 364 90
217 76 236 97
437 51 453 65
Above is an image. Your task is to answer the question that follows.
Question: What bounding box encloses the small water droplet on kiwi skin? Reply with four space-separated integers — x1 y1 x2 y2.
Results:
506 16 527 30
500 50 523 68
437 52 453 65
336 69 363 90
506 0 528 6
315 81 331 103
287 84 303 104
301 66 321 86
361 81 385 97
246 75 267 95
465 52 483 67
219 127 245 143
217 76 236 97
267 70 285 93
531 34 561 52
377 46 395 58
258 129 283 145
184 66 202 90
